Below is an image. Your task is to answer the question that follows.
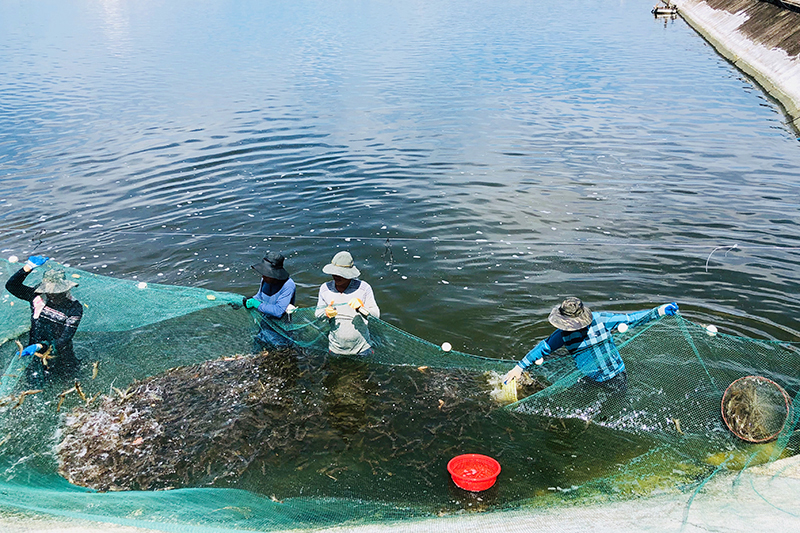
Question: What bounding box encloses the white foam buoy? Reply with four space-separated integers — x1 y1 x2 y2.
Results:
8 255 18 263
617 323 629 333
706 324 718 336
441 342 452 352
206 294 216 301
137 282 148 290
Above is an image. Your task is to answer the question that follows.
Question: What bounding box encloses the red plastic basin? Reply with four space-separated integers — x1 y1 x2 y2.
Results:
447 454 501 492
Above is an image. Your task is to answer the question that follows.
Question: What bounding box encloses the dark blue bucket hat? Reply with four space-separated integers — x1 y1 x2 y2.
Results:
251 252 290 280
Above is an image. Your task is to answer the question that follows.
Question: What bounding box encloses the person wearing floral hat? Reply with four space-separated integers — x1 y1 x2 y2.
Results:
503 297 679 390
245 251 297 349
315 251 380 356
5 256 83 383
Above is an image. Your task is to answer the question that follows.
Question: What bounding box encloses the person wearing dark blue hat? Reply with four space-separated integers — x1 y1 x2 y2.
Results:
245 252 297 349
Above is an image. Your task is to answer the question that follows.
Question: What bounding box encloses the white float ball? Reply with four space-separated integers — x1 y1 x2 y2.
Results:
137 282 148 290
441 342 452 352
706 324 718 336
7 255 18 263
617 323 629 333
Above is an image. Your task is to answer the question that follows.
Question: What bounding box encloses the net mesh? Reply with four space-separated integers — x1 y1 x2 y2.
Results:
0 258 799 531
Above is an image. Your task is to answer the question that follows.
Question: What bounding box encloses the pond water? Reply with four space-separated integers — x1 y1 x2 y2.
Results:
1 0 800 525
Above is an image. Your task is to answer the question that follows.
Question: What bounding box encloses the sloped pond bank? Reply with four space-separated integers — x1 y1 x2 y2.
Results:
673 0 800 129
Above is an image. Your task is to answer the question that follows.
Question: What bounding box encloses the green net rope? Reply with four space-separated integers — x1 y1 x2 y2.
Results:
0 259 798 531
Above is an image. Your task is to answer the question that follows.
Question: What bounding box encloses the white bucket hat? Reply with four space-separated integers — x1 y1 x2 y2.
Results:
322 251 361 279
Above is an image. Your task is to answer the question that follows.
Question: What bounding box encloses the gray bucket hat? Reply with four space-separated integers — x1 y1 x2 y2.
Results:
251 252 290 281
548 297 593 331
35 269 78 294
322 251 361 279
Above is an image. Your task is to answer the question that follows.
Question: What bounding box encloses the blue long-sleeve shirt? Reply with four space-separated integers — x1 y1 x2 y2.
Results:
518 307 661 382
251 278 297 347
252 278 296 317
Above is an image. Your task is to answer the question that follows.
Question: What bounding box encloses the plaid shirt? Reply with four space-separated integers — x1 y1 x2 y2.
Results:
519 307 660 382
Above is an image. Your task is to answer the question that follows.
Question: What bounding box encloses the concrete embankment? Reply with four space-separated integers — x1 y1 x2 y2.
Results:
672 0 800 129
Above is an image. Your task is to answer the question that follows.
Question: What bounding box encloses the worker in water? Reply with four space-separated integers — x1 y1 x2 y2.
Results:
315 251 380 356
5 255 83 383
503 297 679 392
245 251 297 349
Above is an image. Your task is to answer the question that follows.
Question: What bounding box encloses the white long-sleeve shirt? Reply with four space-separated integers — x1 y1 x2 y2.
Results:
315 279 380 355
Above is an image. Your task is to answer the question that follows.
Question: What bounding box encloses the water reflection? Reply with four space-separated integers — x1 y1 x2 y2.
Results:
99 0 131 56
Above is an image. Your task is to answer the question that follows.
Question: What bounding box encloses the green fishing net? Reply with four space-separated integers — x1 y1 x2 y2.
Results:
0 258 798 532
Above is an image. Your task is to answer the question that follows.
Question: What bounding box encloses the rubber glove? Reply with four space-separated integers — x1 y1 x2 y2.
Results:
245 298 260 309
17 344 42 358
658 302 679 316
503 365 524 385
285 304 297 315
348 297 369 316
325 300 337 319
25 255 49 270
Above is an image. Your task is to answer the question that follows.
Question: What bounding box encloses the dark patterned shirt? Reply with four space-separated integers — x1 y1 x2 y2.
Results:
5 268 83 360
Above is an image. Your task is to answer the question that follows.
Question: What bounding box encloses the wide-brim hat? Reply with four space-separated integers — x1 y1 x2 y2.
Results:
251 251 290 281
548 297 593 331
322 251 360 279
35 269 78 294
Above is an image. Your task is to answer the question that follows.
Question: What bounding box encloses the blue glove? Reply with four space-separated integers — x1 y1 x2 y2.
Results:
245 298 260 309
659 302 679 316
17 344 41 357
25 255 49 269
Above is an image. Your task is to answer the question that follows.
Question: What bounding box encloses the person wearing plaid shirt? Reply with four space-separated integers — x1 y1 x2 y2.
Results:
503 297 678 386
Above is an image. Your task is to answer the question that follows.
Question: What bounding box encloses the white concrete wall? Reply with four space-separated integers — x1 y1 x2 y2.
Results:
673 0 800 129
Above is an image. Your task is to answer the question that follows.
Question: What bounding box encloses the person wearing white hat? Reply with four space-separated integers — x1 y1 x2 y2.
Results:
315 251 380 356
5 255 83 383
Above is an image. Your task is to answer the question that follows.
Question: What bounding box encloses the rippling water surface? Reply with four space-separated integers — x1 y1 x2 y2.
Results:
3 0 800 348
1 0 800 515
